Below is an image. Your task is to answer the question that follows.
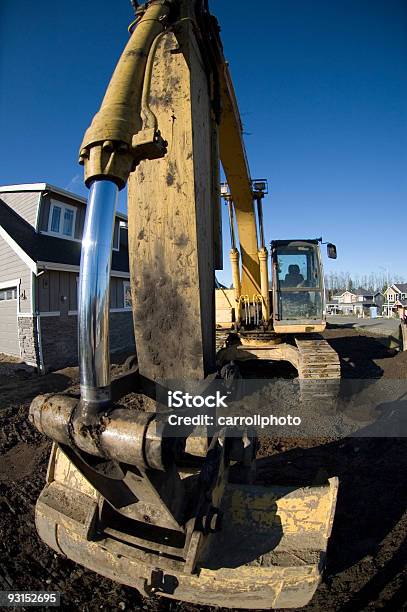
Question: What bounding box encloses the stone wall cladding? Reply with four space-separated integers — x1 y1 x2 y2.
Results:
40 311 135 371
40 314 77 371
18 316 40 367
109 311 136 355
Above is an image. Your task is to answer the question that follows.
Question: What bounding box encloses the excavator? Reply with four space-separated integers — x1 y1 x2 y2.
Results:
29 1 339 608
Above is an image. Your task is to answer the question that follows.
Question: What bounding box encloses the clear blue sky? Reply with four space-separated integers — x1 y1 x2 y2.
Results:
1 1 406 286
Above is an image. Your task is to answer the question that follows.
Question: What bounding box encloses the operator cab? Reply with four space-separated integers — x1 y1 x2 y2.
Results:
271 239 335 333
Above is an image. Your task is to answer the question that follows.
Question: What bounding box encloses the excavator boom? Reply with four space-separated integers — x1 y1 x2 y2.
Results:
218 64 261 297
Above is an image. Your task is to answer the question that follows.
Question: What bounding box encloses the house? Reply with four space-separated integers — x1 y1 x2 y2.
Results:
382 283 407 318
0 183 135 371
326 288 377 316
373 291 384 311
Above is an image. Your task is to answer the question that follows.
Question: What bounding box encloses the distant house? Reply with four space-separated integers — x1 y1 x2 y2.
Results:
383 283 407 318
373 291 384 311
326 288 379 316
0 183 135 371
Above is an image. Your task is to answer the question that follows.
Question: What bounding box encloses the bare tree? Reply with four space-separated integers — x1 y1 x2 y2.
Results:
324 271 405 294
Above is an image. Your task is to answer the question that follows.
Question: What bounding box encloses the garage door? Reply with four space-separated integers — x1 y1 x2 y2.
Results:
0 286 19 357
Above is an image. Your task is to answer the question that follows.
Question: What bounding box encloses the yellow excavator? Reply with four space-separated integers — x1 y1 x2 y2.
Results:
29 1 339 608
215 221 341 403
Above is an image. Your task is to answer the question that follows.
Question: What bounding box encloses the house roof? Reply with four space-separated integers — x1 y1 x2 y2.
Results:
0 182 87 203
392 298 407 307
334 288 374 299
393 283 407 293
0 197 129 274
353 287 373 296
0 183 128 222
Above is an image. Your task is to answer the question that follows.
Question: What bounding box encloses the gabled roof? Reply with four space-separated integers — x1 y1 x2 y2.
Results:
0 197 129 274
334 287 374 299
392 297 407 306
393 283 407 293
354 287 374 296
0 182 86 203
0 183 128 222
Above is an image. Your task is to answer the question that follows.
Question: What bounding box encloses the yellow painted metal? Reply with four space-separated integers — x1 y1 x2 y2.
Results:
217 342 300 371
35 446 339 609
274 322 327 334
127 20 216 380
229 247 241 323
215 288 235 327
79 1 171 187
218 64 260 297
258 246 270 321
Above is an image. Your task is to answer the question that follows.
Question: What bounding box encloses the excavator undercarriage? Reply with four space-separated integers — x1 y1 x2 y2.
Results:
29 0 339 607
216 328 341 406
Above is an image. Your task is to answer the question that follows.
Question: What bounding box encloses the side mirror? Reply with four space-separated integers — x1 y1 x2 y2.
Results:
327 243 337 259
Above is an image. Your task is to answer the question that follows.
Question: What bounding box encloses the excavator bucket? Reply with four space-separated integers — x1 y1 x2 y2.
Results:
36 445 338 609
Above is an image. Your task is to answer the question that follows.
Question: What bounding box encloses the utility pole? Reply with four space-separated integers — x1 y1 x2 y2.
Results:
379 265 390 318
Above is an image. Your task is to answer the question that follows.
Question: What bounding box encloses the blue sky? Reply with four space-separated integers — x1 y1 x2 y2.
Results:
1 1 406 286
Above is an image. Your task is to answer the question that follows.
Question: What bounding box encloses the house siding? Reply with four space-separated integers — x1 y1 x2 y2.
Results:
74 204 86 240
37 271 127 313
0 235 32 313
38 195 51 232
37 197 50 233
33 271 133 369
113 219 119 249
110 277 125 309
0 299 19 356
385 288 398 301
0 191 39 228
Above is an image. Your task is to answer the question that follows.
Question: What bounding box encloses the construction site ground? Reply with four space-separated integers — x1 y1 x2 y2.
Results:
0 326 406 611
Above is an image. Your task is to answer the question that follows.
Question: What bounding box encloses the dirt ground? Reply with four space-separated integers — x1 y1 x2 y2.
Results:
0 328 406 611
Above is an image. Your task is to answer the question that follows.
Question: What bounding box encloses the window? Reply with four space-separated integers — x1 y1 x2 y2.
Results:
276 246 320 289
123 281 132 309
389 294 394 302
0 287 17 301
274 244 323 322
48 201 76 238
278 291 323 320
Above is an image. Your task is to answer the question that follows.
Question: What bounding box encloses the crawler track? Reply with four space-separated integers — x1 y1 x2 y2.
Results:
296 334 341 405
